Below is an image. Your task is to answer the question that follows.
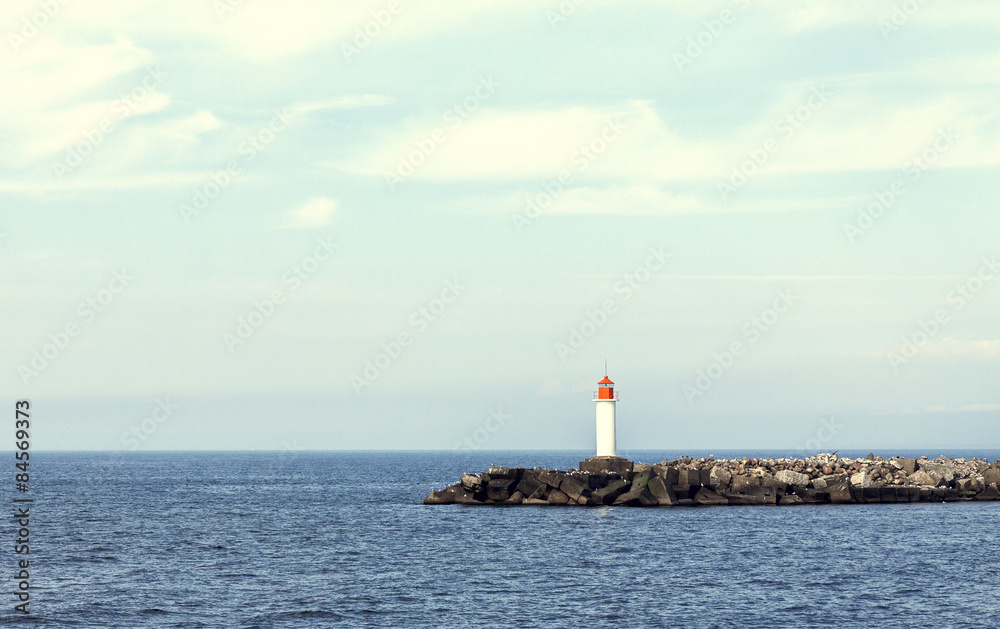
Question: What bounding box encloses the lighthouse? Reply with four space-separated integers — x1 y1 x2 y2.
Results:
594 371 618 457
579 366 632 475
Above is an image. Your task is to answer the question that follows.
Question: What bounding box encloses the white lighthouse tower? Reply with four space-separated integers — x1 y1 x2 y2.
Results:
594 369 618 457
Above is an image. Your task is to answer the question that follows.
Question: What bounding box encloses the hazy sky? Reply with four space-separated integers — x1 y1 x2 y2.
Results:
3 1 999 451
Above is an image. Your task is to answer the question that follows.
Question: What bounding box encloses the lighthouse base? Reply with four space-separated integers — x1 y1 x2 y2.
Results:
579 456 633 475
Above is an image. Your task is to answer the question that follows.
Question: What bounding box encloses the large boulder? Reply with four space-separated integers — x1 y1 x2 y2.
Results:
461 473 484 491
908 470 942 487
424 484 480 505
918 462 955 483
826 479 854 503
677 468 701 487
631 469 652 490
775 470 810 487
613 485 657 506
723 486 777 505
647 476 678 506
709 465 732 490
699 467 713 486
850 471 872 488
587 473 611 490
559 476 589 501
898 458 918 475
613 470 654 506
546 488 571 505
516 474 542 498
693 487 728 506
538 470 565 489
791 487 830 504
487 466 514 478
730 475 760 493
423 485 459 504
486 478 517 502
984 468 1000 486
652 465 679 485
955 478 984 494
527 484 549 501
592 479 630 505
976 484 1000 501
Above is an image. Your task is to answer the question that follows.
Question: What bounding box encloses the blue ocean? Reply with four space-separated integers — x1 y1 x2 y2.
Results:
6 450 1000 628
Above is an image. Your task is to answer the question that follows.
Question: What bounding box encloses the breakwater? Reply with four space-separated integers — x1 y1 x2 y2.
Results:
424 453 1000 506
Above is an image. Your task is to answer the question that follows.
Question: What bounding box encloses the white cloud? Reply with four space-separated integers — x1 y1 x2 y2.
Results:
0 37 156 166
280 197 338 229
336 100 719 183
922 338 1000 358
290 95 394 114
333 80 1000 190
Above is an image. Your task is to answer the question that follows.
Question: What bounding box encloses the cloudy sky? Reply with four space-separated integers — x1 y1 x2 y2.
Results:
3 1 999 452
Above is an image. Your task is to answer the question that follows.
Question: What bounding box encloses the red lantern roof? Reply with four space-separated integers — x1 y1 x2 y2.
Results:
598 376 614 385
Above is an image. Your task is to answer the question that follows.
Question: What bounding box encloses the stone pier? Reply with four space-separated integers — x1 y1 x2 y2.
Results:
424 453 1000 506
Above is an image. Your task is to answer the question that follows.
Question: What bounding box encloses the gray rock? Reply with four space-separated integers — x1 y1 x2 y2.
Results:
850 471 872 488
709 466 732 490
723 486 777 505
461 473 483 491
631 469 652 490
790 487 828 503
826 479 854 503
527 485 548 501
908 470 942 487
546 488 570 504
918 462 955 483
486 479 516 502
678 468 701 487
515 475 541 498
423 485 459 504
487 466 515 478
505 490 524 504
592 479 630 505
613 485 657 506
699 467 713 486
956 478 984 493
647 476 678 506
779 493 804 506
976 484 1000 501
775 469 810 487
984 468 1000 486
537 470 565 488
730 475 760 493
559 476 589 501
693 487 728 506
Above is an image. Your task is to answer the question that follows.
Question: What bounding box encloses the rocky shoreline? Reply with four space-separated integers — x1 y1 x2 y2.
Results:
424 453 1000 506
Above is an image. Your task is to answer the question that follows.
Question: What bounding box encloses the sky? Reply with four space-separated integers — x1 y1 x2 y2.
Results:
2 0 999 452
